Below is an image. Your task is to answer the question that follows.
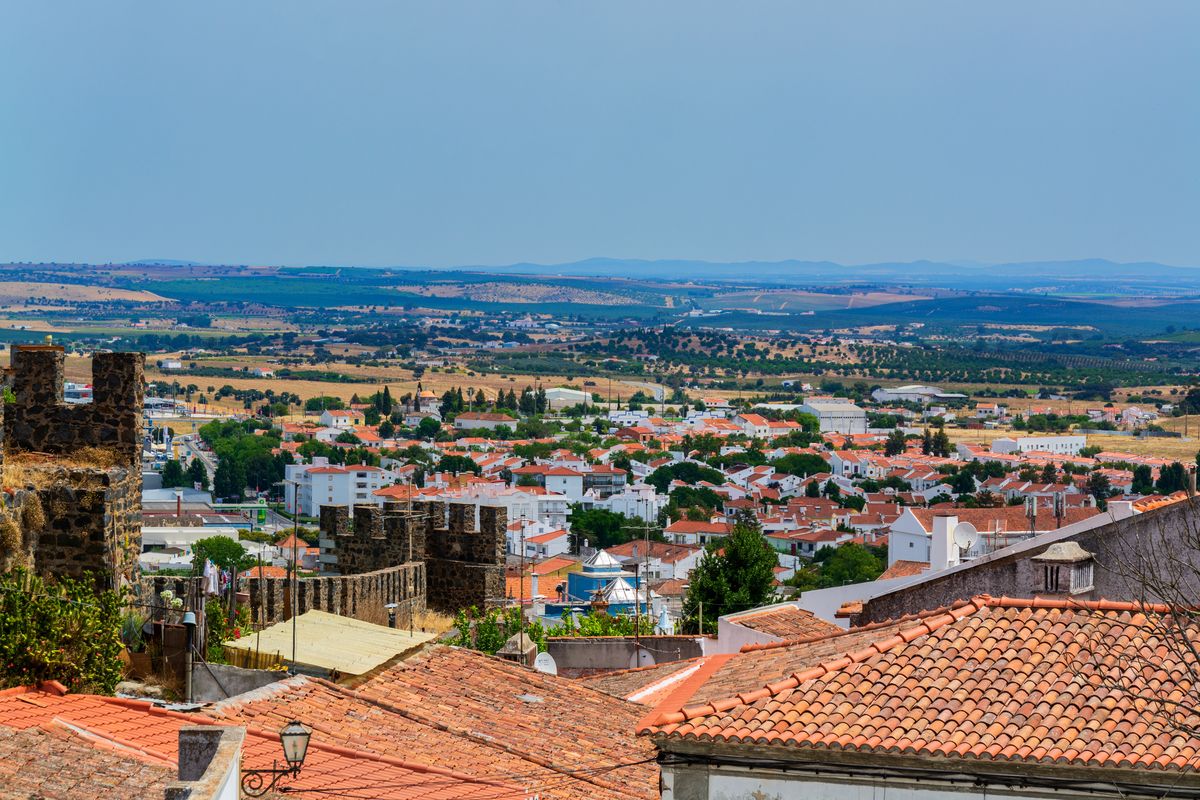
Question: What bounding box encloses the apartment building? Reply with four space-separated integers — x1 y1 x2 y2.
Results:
284 457 394 517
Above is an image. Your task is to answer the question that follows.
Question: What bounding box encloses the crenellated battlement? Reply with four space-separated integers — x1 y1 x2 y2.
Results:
4 345 144 465
318 499 506 613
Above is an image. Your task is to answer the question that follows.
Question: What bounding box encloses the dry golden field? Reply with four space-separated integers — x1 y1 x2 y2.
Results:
0 282 168 303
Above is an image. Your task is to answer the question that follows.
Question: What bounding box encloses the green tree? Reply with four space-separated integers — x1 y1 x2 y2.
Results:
192 536 256 573
437 454 481 476
1086 470 1112 508
187 458 209 490
448 606 546 655
680 516 777 634
304 395 345 412
1132 464 1154 495
770 453 828 477
160 459 186 488
883 428 907 456
816 543 885 588
805 479 821 498
1157 462 1188 494
931 427 952 458
566 506 660 551
417 416 442 440
547 610 654 637
1040 462 1058 484
646 461 726 493
212 459 246 501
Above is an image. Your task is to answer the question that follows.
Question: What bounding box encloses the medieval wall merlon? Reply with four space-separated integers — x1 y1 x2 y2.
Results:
4 346 144 466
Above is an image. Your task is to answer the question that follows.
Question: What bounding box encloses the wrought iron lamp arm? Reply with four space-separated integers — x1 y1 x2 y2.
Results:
241 760 302 797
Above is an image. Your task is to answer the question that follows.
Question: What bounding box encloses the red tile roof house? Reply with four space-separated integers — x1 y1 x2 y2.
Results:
0 681 532 800
714 602 842 654
637 595 1200 799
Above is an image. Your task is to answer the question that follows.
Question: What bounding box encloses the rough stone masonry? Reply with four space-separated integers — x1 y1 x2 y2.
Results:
0 345 144 589
313 499 506 613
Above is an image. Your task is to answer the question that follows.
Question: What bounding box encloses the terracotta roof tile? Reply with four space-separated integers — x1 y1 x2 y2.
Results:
0 683 528 799
727 605 842 639
0 723 172 798
307 645 659 799
640 596 1200 774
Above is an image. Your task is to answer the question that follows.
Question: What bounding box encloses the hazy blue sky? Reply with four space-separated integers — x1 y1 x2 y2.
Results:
1 2 1196 267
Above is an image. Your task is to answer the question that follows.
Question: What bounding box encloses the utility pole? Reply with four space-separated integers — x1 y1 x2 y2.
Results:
626 519 658 658
291 486 299 670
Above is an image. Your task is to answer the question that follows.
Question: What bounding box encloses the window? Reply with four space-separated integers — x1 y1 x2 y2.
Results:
1043 565 1062 593
1071 561 1094 593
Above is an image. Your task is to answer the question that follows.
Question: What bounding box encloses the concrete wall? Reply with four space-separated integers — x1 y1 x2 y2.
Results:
165 726 243 800
547 635 704 676
663 763 1103 800
191 662 284 703
858 499 1200 625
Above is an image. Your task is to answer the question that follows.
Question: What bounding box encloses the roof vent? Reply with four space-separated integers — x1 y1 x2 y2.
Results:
1031 542 1094 596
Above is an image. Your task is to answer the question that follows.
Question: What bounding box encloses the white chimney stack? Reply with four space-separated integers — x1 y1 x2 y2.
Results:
931 513 957 572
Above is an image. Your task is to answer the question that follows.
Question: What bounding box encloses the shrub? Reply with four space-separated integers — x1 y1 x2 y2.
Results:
0 569 123 693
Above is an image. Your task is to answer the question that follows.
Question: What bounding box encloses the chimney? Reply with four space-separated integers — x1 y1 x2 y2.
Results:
175 490 183 519
530 572 539 603
930 513 957 571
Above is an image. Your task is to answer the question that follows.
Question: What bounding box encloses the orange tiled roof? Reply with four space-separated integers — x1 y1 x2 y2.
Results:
876 559 929 580
727 605 842 639
579 658 707 706
0 683 529 799
354 646 658 799
0 722 172 798
532 556 580 575
208 673 635 800
639 595 1200 773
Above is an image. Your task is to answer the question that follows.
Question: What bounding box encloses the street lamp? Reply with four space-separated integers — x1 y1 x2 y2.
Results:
241 720 312 796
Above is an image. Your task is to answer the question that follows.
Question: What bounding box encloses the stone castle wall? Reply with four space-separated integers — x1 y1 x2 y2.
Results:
4 346 144 466
420 500 505 612
13 467 142 590
319 499 506 613
247 562 425 628
0 346 145 589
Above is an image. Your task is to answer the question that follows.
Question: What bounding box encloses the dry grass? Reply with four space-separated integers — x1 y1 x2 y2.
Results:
945 426 1197 461
0 281 168 303
1 448 128 490
411 608 456 634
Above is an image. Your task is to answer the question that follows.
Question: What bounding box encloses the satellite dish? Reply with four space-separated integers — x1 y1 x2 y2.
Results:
629 649 656 669
953 522 979 551
533 652 558 676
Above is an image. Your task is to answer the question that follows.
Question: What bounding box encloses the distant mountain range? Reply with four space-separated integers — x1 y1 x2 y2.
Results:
121 256 1200 292
452 257 1198 285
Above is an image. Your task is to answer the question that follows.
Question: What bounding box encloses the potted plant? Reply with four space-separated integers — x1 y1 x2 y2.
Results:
119 610 152 678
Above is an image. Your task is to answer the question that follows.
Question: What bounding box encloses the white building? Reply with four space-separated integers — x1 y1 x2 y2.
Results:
319 409 363 429
991 434 1086 455
545 387 590 410
798 398 867 435
284 458 394 517
453 412 518 430
871 384 968 404
418 484 572 531
589 483 667 521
